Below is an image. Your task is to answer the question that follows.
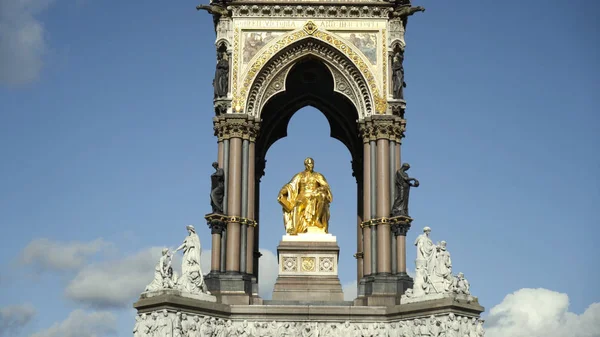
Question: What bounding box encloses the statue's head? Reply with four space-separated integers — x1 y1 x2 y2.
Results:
212 161 219 169
440 240 447 249
163 309 168 316
162 248 169 255
458 272 464 279
304 157 314 172
423 226 431 234
402 163 410 170
186 225 196 234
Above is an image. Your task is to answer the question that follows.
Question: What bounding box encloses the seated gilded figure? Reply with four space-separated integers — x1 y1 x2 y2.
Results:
277 157 333 235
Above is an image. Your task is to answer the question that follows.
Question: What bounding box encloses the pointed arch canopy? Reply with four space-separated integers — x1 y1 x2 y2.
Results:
242 33 375 179
238 26 387 119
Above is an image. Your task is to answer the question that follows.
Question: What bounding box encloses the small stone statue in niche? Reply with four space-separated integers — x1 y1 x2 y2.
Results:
213 49 229 98
391 47 407 99
210 162 225 214
391 163 420 217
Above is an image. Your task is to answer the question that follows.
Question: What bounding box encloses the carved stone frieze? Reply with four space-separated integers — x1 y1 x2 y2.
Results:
358 115 405 142
231 4 392 19
213 115 260 141
133 311 486 337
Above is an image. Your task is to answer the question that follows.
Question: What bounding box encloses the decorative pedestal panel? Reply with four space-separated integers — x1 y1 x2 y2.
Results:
272 233 344 303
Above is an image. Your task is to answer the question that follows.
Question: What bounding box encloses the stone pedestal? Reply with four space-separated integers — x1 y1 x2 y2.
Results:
271 233 344 303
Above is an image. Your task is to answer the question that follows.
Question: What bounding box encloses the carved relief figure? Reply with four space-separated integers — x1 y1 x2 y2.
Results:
277 157 333 235
210 162 225 214
391 163 419 217
391 47 406 99
214 50 229 98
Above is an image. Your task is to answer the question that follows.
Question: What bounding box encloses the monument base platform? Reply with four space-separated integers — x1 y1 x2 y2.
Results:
133 292 485 336
271 234 344 302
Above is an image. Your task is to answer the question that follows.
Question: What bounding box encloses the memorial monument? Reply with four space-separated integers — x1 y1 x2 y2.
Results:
132 0 486 335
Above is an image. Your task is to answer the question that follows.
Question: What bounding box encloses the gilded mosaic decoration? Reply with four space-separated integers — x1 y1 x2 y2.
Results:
234 21 387 114
243 31 286 64
232 29 240 111
382 29 387 99
337 32 377 64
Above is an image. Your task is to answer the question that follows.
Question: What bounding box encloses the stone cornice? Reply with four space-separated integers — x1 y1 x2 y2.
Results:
230 3 393 19
213 115 261 141
358 115 405 142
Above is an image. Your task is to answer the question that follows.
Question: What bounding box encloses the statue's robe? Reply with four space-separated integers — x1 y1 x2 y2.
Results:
278 170 332 235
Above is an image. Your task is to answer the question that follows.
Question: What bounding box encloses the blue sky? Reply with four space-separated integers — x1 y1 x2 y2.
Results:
0 0 599 336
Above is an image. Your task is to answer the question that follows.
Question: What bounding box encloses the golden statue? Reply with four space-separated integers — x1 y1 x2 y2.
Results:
278 157 333 235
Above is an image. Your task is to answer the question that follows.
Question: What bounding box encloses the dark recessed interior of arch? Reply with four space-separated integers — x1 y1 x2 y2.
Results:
255 57 362 177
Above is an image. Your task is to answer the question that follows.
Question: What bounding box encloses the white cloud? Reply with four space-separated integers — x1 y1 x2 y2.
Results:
342 280 357 301
0 0 55 86
20 238 112 272
486 288 600 337
29 309 116 337
60 245 298 305
257 248 278 299
0 303 36 336
64 246 209 309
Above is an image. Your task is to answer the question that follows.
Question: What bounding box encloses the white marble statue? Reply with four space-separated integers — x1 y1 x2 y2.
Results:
174 225 210 295
451 272 471 295
402 226 476 304
413 226 435 296
145 248 177 292
431 241 453 292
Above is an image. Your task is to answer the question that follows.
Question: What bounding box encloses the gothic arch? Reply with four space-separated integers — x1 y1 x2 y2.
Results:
241 30 381 119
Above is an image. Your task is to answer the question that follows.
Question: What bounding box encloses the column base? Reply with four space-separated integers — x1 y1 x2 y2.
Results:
354 273 413 306
205 272 255 305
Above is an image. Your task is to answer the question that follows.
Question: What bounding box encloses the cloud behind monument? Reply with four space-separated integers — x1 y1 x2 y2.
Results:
0 0 55 86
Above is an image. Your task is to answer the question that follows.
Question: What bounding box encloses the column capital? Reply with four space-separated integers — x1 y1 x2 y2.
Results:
205 213 227 235
389 215 413 236
358 116 406 142
213 115 261 141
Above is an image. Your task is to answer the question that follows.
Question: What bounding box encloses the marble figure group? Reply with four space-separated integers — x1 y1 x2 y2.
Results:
406 227 473 300
144 226 210 296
